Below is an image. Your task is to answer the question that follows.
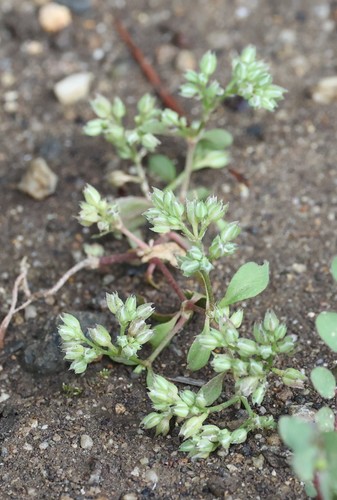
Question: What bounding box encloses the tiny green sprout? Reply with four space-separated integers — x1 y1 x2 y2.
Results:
61 383 83 398
279 255 337 499
98 368 111 379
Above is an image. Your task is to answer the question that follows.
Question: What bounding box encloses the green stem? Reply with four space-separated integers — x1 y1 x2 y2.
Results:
143 314 190 368
134 154 151 199
208 395 241 413
179 138 198 201
240 396 254 417
199 270 215 310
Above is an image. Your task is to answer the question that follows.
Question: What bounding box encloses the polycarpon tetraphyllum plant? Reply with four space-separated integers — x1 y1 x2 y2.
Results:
59 187 305 459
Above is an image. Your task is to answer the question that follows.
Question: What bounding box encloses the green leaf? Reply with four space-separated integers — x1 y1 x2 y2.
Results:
197 373 225 406
187 338 212 371
148 154 176 183
292 448 317 483
316 312 337 352
315 407 335 433
311 367 336 399
202 129 233 149
331 256 337 283
219 261 269 307
324 432 337 492
304 482 317 498
278 416 316 452
150 314 180 349
193 150 230 170
117 196 151 231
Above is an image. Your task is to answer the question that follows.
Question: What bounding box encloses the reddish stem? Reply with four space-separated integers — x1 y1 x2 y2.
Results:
114 17 185 116
148 257 186 302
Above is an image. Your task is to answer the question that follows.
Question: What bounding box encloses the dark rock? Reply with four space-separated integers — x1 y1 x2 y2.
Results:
55 0 93 14
3 11 40 40
22 311 109 375
246 123 265 141
0 406 19 440
37 137 63 162
207 473 239 497
262 450 288 468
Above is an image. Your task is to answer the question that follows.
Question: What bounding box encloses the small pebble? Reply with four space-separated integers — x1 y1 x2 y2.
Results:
130 466 140 477
139 457 149 466
18 158 58 200
53 72 94 105
156 44 177 65
311 76 337 104
38 3 72 33
145 469 158 485
80 434 93 449
115 403 126 415
175 50 196 71
252 454 265 469
39 441 49 450
25 305 38 321
121 494 138 500
292 263 307 274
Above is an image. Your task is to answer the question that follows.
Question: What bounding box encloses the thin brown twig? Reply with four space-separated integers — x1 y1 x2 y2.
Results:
0 270 28 349
114 17 185 116
0 257 99 349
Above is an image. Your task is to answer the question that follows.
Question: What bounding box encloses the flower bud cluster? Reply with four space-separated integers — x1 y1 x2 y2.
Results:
59 313 109 374
229 46 286 111
180 51 224 114
84 93 162 160
78 184 121 234
106 292 154 359
142 376 211 436
253 310 295 356
209 221 241 260
60 294 154 374
179 246 213 277
145 188 185 233
180 424 247 460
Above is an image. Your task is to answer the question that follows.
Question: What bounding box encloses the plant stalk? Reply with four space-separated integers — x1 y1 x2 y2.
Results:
179 138 198 201
143 314 190 368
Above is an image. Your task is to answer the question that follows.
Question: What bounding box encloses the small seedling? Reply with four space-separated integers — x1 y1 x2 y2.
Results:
61 382 83 398
84 46 285 207
60 188 304 458
279 256 337 499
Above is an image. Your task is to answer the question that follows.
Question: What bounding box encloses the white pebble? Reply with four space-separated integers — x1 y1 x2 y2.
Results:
311 76 337 104
54 72 94 105
175 50 197 72
292 263 307 274
145 469 158 485
130 466 140 477
80 434 93 449
25 305 37 320
39 3 72 33
18 158 58 200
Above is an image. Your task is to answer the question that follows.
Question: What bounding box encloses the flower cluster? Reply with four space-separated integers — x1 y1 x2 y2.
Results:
180 51 225 116
84 94 162 159
227 46 286 111
145 190 240 277
141 374 210 436
78 184 121 234
59 294 154 373
195 309 305 404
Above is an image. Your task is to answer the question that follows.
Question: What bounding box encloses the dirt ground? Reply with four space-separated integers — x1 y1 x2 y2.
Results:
1 0 337 498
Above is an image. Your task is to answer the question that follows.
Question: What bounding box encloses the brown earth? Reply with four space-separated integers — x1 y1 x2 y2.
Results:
1 0 337 499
